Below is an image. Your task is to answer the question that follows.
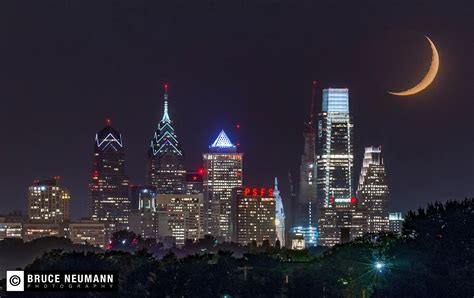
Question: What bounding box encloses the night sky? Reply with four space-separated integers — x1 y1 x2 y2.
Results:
0 1 472 218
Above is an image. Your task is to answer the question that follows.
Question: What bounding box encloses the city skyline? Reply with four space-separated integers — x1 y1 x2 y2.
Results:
0 1 472 221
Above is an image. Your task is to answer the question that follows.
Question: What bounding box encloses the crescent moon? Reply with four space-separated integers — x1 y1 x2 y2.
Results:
388 36 439 96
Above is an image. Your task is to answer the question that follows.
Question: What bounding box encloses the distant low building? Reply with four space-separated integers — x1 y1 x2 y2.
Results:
23 222 64 242
68 220 106 248
291 233 305 250
389 212 404 234
0 218 22 240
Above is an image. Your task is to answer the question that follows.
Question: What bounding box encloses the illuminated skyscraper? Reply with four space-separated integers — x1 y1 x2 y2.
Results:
317 88 354 207
203 130 243 241
293 81 318 247
232 187 276 246
129 187 159 239
156 194 205 245
185 171 204 195
28 177 70 223
317 88 357 246
357 146 390 233
90 120 130 235
274 177 286 247
147 84 186 194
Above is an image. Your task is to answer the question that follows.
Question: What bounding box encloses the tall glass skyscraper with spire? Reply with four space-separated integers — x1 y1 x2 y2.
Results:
147 84 186 194
90 119 130 235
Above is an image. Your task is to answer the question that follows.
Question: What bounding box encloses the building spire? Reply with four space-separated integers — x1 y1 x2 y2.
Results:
309 80 316 126
161 83 171 123
274 177 279 192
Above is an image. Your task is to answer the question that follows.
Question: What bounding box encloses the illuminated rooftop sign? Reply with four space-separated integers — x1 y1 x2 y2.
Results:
243 187 274 198
210 130 236 149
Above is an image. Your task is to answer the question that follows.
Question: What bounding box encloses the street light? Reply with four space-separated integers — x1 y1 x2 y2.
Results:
375 261 384 272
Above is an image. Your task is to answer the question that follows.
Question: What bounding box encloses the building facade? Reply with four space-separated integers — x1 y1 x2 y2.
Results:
357 146 390 233
317 88 354 208
156 194 205 245
129 185 156 211
203 130 243 241
23 222 64 242
89 120 130 235
294 82 318 246
0 219 22 240
185 171 204 194
389 212 404 234
316 88 359 246
129 187 159 239
28 177 70 223
232 187 276 246
147 84 186 194
318 200 368 247
68 220 106 248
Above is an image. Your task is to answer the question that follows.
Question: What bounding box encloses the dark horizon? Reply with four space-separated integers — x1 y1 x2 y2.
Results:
0 0 473 219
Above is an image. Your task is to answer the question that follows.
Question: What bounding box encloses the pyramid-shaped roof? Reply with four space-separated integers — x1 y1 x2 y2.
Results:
210 130 236 150
95 124 124 152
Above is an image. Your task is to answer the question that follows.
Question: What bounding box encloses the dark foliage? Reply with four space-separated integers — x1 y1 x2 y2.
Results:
0 199 472 297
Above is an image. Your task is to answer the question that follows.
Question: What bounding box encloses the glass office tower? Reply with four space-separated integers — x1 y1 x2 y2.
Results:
316 88 354 207
357 146 389 233
147 84 186 194
90 120 130 235
203 130 243 242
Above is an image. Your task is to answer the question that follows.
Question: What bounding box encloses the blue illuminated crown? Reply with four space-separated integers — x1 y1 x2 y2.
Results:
209 130 236 151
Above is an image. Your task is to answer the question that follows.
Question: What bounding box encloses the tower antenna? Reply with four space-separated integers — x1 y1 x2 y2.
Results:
310 80 316 126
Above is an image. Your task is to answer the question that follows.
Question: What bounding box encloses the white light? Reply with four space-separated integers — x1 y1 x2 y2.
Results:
375 262 384 271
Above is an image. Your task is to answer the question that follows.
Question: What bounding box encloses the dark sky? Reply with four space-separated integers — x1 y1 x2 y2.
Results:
0 0 472 218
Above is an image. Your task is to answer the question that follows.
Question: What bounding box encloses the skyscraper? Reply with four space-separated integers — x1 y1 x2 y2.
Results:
317 88 357 246
185 170 204 195
156 194 205 245
357 146 390 233
318 202 368 247
293 81 318 247
317 88 354 207
28 177 70 223
231 187 276 246
274 177 286 247
203 130 243 241
90 119 130 235
147 84 186 194
129 187 159 239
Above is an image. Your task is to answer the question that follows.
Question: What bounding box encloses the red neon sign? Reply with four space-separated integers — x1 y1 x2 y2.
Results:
243 187 274 197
